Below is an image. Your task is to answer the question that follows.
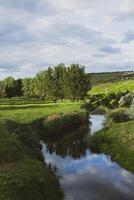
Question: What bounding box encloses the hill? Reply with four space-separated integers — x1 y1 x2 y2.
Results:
89 71 132 86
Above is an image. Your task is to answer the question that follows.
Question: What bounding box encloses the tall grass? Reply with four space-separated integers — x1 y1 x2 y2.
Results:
42 111 88 139
106 108 130 123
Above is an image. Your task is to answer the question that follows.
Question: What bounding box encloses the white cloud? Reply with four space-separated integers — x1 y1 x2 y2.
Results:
0 0 134 79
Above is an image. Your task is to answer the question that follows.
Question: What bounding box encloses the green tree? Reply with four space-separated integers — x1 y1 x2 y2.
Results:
3 76 16 98
22 78 34 98
67 64 91 101
0 81 6 97
53 63 66 101
15 79 23 97
35 71 48 101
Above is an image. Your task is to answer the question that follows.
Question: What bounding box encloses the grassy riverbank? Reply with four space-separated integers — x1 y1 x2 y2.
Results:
92 120 134 173
0 102 86 200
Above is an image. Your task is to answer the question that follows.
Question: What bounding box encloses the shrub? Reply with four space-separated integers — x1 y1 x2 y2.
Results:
43 112 88 138
80 103 90 110
107 108 130 123
88 92 128 111
127 100 134 120
91 106 108 114
119 93 134 107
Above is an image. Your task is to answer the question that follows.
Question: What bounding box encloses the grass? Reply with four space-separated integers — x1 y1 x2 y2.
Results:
0 158 63 200
89 80 134 95
0 102 81 124
0 100 84 200
92 120 134 172
0 97 53 105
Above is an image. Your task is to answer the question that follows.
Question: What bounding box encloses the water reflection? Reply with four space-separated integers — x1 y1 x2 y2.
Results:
44 126 90 159
41 115 134 200
90 115 105 135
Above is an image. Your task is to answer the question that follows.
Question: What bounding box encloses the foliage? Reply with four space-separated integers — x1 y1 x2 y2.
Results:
0 64 91 102
91 106 108 115
42 111 88 139
88 92 127 110
0 77 23 98
106 108 130 123
66 64 91 100
119 93 134 107
127 100 134 120
1 64 90 102
22 78 34 98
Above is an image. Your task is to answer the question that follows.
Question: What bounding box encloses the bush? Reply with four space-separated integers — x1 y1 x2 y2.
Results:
91 106 108 114
88 92 128 111
127 100 134 120
107 108 130 123
42 112 88 139
119 93 134 107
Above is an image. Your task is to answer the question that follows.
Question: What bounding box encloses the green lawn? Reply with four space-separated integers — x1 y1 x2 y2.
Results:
0 102 81 124
89 80 134 95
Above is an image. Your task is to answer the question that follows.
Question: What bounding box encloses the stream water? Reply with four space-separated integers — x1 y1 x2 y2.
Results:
41 115 134 200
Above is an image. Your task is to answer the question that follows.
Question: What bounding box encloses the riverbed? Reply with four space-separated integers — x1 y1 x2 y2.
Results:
41 115 134 200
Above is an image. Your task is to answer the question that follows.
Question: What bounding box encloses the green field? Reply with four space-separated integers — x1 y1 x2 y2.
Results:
0 102 81 124
89 80 134 95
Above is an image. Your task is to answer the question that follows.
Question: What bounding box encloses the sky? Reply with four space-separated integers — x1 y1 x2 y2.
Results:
0 0 134 79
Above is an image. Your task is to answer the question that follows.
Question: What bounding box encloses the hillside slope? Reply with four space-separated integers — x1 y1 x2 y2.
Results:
89 71 131 86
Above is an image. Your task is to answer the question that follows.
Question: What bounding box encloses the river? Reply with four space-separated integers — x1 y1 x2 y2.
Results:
41 115 134 200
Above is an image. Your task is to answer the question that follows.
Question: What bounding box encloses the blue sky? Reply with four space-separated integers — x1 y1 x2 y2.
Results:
0 0 134 79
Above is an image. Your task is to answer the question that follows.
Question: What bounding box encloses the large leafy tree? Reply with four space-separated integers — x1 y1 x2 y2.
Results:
22 78 34 98
0 81 6 97
67 64 91 100
34 71 48 100
3 77 16 98
15 79 23 97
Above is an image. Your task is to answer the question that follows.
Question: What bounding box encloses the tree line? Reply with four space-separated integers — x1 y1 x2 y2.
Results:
0 64 91 102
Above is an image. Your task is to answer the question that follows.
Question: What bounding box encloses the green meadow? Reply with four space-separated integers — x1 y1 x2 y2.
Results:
0 101 81 124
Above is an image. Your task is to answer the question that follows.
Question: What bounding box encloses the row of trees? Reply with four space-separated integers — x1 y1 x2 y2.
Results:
0 64 91 101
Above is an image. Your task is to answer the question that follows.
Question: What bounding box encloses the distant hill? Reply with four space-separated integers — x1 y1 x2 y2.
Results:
89 71 133 86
